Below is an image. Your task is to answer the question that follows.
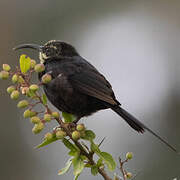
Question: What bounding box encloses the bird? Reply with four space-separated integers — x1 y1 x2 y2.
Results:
14 40 178 153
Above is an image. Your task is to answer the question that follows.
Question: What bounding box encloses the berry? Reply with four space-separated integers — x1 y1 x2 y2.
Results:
23 109 31 118
30 116 41 124
7 86 16 94
45 132 53 140
44 114 52 122
2 64 11 71
56 130 66 139
41 74 52 84
76 124 85 131
29 84 39 92
26 88 36 98
125 172 132 179
10 90 20 100
23 109 37 118
126 152 133 160
32 122 44 134
30 59 36 68
51 111 60 119
17 100 29 108
72 131 81 141
12 74 18 83
18 76 25 84
21 87 29 95
34 64 45 73
0 71 9 79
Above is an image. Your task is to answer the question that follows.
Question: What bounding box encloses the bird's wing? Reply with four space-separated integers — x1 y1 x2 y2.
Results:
69 64 119 106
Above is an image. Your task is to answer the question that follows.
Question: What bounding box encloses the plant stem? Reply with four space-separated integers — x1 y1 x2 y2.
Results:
55 116 112 180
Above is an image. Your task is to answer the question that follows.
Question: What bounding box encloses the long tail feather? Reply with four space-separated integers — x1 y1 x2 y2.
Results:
112 106 179 153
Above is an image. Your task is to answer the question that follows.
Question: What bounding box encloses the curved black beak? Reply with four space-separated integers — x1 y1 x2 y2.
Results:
13 44 42 51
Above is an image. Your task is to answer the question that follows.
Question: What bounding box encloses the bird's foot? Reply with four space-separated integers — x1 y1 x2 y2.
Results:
63 122 76 132
68 122 76 129
54 117 81 132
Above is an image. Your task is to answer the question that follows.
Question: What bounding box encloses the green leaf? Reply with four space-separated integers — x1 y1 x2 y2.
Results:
68 150 78 157
91 165 98 176
63 138 79 152
80 155 87 161
72 153 84 177
19 54 31 74
97 158 103 168
98 152 116 171
58 158 72 175
81 130 96 141
35 135 58 149
42 94 47 105
90 141 101 153
74 174 80 180
62 112 76 123
90 141 116 171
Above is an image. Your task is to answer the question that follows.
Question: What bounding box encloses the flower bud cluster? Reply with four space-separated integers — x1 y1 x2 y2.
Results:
42 123 86 142
0 64 11 80
71 124 86 141
0 59 53 135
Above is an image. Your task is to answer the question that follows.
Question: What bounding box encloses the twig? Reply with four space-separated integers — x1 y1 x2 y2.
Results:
119 157 126 180
54 113 112 180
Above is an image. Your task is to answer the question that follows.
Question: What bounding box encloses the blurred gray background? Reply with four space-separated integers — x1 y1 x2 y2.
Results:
0 0 180 179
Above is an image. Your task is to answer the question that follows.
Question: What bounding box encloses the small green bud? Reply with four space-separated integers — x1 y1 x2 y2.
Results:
34 64 45 73
7 86 16 94
30 59 36 68
44 113 52 122
23 109 31 118
26 88 36 98
23 109 37 118
45 132 53 140
12 74 18 83
56 130 66 139
10 90 20 100
51 111 60 119
76 124 85 131
30 111 37 117
2 64 11 71
32 122 44 134
17 100 29 108
41 74 52 84
30 116 41 124
29 84 39 92
72 130 81 141
0 71 9 79
125 172 132 179
18 76 25 84
126 152 133 160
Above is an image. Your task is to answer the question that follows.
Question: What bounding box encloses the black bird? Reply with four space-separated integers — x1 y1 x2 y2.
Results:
14 40 178 153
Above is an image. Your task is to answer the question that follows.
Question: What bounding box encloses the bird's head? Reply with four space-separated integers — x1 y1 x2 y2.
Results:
13 40 79 63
